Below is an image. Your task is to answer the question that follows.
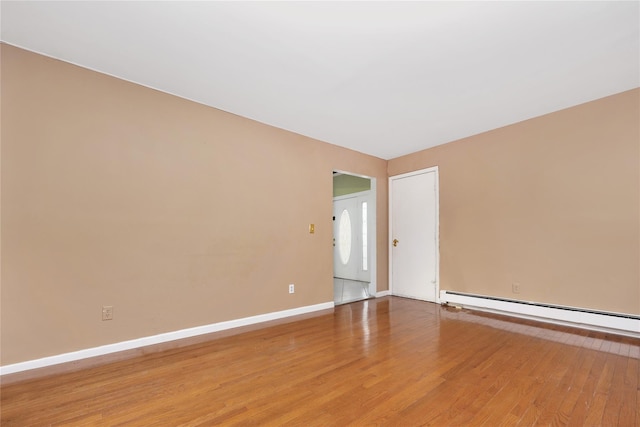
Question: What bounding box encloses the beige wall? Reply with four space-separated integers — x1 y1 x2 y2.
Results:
0 45 388 365
2 43 637 366
389 89 640 315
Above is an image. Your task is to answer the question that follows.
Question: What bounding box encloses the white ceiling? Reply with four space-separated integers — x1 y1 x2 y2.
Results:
1 1 638 160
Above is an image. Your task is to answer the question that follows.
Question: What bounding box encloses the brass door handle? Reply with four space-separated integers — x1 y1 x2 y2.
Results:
393 239 399 247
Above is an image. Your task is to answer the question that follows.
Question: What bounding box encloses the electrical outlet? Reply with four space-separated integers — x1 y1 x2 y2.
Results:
102 305 113 321
512 283 521 294
289 284 295 294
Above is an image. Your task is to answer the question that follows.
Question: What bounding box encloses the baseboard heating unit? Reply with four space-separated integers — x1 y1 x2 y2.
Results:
439 290 640 338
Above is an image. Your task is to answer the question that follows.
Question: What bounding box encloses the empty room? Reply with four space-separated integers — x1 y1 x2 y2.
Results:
1 2 638 425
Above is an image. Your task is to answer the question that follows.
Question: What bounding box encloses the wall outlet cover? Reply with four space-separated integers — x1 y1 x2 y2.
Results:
102 305 114 321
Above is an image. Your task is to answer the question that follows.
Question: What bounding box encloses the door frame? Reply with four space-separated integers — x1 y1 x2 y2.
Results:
332 171 377 298
388 166 440 303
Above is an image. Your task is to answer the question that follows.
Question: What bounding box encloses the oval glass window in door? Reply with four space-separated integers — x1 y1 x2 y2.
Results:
338 209 352 265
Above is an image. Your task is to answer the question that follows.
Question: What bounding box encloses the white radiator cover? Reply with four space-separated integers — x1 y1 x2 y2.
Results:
440 291 640 338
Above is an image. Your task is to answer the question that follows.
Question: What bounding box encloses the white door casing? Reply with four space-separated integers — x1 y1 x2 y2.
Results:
389 167 439 302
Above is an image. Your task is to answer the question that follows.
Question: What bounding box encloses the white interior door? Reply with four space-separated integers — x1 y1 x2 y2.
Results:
390 168 439 302
333 194 371 282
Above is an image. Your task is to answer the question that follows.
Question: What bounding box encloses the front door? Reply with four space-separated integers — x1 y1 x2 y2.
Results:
334 196 358 280
333 194 371 283
390 167 439 302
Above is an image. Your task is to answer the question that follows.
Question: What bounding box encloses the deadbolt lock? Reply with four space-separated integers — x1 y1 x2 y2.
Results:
393 239 399 247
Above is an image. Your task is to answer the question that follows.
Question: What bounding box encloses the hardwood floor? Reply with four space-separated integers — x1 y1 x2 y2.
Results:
1 296 638 426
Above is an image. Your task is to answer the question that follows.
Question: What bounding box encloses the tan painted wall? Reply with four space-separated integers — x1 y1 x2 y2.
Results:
389 89 640 315
0 45 388 365
2 43 637 366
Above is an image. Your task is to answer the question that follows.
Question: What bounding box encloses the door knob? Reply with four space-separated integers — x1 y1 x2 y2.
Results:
393 239 399 247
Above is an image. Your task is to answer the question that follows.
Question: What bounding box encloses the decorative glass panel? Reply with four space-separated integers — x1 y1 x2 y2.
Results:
362 202 368 271
338 209 352 265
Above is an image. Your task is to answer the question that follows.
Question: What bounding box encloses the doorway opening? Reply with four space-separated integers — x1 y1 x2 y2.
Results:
333 171 377 305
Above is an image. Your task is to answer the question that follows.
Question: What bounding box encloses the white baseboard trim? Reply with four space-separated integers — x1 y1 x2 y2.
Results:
376 290 390 297
440 291 640 338
0 301 334 376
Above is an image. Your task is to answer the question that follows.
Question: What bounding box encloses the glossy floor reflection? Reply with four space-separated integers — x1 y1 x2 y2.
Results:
2 297 638 426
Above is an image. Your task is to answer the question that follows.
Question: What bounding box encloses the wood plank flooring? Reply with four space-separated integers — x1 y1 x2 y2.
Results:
1 296 638 426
